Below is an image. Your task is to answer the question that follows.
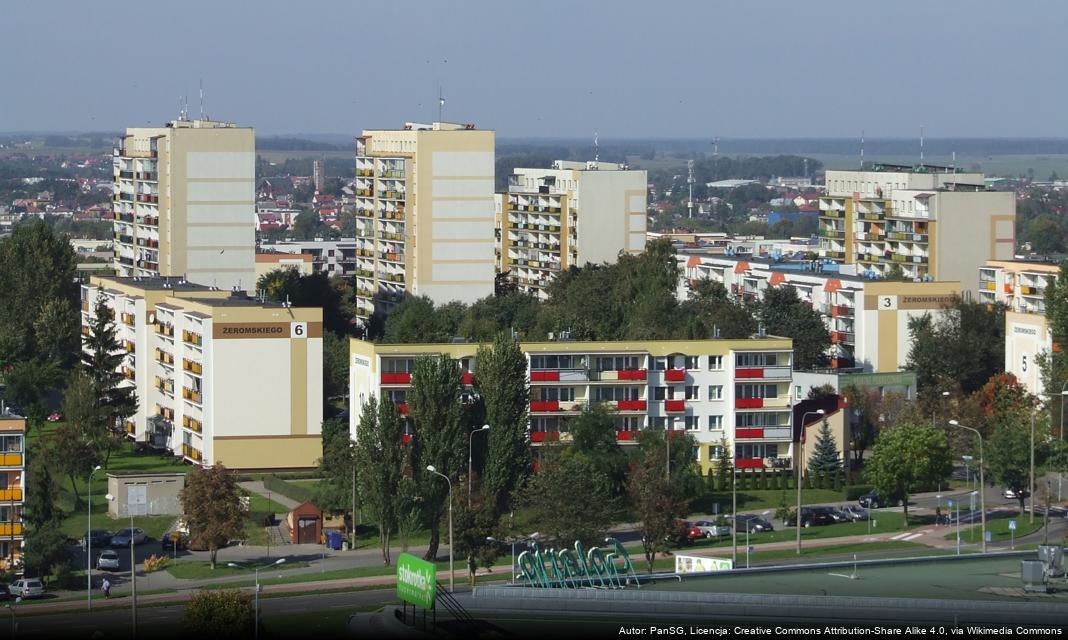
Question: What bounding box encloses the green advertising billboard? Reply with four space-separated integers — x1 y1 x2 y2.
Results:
396 552 437 609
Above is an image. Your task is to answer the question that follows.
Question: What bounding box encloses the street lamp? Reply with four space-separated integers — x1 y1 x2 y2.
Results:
426 465 454 592
5 597 21 636
87 464 101 611
1030 412 1036 524
105 493 136 637
933 390 950 428
468 425 489 507
796 410 825 555
1060 383 1068 442
948 420 986 553
228 558 285 640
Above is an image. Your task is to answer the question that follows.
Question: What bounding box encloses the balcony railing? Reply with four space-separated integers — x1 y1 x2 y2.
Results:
664 399 686 412
155 323 175 337
381 372 412 384
182 359 203 375
664 369 687 382
182 387 202 404
182 416 203 433
182 444 203 462
182 330 203 347
530 400 561 412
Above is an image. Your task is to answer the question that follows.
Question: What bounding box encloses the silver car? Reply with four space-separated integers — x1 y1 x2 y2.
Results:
9 579 44 599
97 549 121 570
691 520 731 539
111 527 147 546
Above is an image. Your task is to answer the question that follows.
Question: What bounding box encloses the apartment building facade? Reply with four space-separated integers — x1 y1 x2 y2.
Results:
978 259 1060 395
353 122 496 322
112 119 256 292
259 239 357 277
679 253 961 372
0 412 24 573
350 337 795 476
495 161 647 298
818 165 1015 291
81 276 323 470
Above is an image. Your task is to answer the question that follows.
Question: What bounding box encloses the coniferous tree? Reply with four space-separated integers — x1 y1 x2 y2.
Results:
714 438 733 491
807 419 843 480
474 333 530 517
81 293 138 465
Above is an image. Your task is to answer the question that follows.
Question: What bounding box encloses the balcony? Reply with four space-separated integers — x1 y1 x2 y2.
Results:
735 398 764 409
155 323 175 338
381 372 412 384
182 444 203 462
530 371 560 382
617 369 647 381
664 399 686 412
0 523 23 537
396 402 408 416
0 488 22 502
831 331 855 344
616 430 639 442
461 372 475 385
530 400 561 412
124 420 135 435
530 431 560 443
182 330 203 347
154 348 174 365
664 369 687 382
0 454 21 467
616 400 647 411
736 428 764 439
182 416 203 433
736 458 765 469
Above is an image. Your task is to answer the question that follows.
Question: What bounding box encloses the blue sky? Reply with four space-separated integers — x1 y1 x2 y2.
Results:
1 0 1064 138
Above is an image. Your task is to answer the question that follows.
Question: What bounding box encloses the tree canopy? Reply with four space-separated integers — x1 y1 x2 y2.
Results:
905 296 1005 394
864 422 952 523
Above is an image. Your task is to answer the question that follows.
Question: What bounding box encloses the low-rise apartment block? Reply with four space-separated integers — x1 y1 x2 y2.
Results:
350 337 795 476
81 276 323 470
680 253 961 372
259 239 357 277
819 164 1015 291
496 161 647 298
0 411 24 573
978 259 1060 395
112 119 256 292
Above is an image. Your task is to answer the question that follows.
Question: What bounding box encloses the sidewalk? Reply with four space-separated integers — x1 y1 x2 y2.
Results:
238 481 301 511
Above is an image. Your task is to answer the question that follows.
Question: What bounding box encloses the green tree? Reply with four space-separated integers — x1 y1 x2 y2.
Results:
758 286 830 369
714 437 733 491
864 423 952 524
60 371 109 471
519 445 616 548
988 415 1039 512
23 528 70 582
22 444 61 529
314 418 355 518
50 421 97 507
627 444 689 573
354 397 405 566
381 296 463 344
323 331 350 410
183 589 255 638
807 419 842 480
680 279 756 340
180 465 246 569
905 297 1005 394
1028 218 1066 254
407 355 466 562
566 404 629 497
474 333 530 516
81 293 138 465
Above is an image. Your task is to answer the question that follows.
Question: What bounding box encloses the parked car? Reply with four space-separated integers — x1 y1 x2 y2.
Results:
840 505 869 521
733 515 774 533
111 528 147 546
691 520 731 539
799 507 836 528
96 549 121 571
83 529 114 548
46 412 63 422
160 531 188 552
8 579 44 599
858 490 903 509
1003 487 1030 500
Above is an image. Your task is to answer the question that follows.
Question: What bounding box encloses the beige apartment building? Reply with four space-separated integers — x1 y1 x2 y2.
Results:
819 164 1015 292
978 259 1060 395
495 161 647 298
81 276 323 470
113 119 256 292
353 122 496 322
0 412 24 573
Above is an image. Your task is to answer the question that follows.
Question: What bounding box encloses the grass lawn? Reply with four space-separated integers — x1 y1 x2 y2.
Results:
679 511 910 550
166 559 309 580
942 514 1048 542
691 489 850 514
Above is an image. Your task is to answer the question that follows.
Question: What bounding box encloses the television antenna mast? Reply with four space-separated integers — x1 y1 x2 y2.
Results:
860 130 865 169
687 159 695 219
438 85 444 123
199 79 204 120
593 131 599 169
712 137 720 156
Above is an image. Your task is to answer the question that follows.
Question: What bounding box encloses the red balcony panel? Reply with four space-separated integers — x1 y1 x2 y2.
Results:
736 458 764 469
401 434 412 444
665 369 687 382
665 399 686 412
735 368 764 379
461 371 475 385
618 369 648 381
530 400 560 412
735 398 764 409
530 370 560 382
616 430 635 441
736 428 764 439
381 372 412 384
530 430 560 443
396 402 408 415
617 400 647 411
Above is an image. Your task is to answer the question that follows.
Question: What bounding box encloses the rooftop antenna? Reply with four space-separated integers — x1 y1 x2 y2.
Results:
199 79 204 120
860 130 865 170
920 125 925 166
593 131 599 169
687 159 695 219
952 150 956 172
712 137 720 156
438 85 444 123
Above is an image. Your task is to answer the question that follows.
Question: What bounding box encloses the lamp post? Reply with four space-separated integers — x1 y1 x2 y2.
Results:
666 423 672 479
796 410 825 555
1060 384 1068 441
87 465 101 611
228 558 285 640
1030 412 1036 524
105 493 136 637
5 597 20 636
426 465 453 592
351 459 356 551
468 425 489 508
948 420 986 553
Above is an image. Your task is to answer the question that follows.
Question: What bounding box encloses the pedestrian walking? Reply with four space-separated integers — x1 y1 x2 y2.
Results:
101 578 111 599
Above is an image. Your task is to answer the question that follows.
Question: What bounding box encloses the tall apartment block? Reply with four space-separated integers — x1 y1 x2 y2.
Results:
818 164 1015 291
351 337 794 476
978 259 1060 395
353 122 496 322
113 119 256 292
679 253 960 373
0 411 24 573
81 276 323 470
495 161 648 298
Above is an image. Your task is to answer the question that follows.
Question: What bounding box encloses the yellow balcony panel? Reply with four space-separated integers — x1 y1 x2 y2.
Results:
0 454 22 467
0 523 23 537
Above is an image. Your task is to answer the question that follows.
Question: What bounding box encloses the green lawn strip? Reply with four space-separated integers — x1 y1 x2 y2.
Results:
15 589 179 613
691 489 849 513
942 515 1048 542
677 511 909 550
165 559 310 580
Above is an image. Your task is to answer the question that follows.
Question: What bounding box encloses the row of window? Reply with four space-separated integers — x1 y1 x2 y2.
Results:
530 413 790 433
383 353 785 374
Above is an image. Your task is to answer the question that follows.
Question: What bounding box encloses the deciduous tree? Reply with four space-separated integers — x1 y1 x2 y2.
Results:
864 423 952 524
180 465 246 569
757 286 830 369
474 333 530 516
519 445 616 548
353 397 405 566
628 444 689 573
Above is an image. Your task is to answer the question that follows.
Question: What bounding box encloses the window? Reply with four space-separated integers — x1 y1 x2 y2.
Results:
530 354 586 370
649 417 667 429
708 355 723 370
651 356 668 371
735 412 788 427
735 383 778 399
595 355 640 371
796 385 803 400
708 385 723 400
613 416 641 431
531 417 562 432
593 387 639 402
534 387 575 401
385 389 406 404
734 443 779 459
382 358 415 373
0 436 22 453
685 386 699 400
684 356 700 370
735 352 782 367
709 444 724 460
693 446 701 462
684 416 700 431
708 415 723 430
652 386 669 401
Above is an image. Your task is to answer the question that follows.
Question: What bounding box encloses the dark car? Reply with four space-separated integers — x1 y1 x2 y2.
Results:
83 529 114 548
734 515 774 533
859 490 903 509
160 531 188 552
799 507 836 528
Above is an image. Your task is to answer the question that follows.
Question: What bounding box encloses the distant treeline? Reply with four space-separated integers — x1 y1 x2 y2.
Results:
257 137 347 152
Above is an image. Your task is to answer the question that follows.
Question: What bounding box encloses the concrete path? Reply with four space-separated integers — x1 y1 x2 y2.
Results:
238 480 301 511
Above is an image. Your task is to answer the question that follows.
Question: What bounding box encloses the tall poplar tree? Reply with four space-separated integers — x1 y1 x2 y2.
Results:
353 396 405 566
474 333 530 517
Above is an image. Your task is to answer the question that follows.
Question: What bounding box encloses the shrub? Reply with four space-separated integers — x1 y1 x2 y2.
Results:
183 589 254 638
845 484 874 500
143 555 170 573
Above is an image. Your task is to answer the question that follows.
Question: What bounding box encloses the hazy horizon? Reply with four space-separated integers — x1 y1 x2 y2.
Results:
3 0 1067 138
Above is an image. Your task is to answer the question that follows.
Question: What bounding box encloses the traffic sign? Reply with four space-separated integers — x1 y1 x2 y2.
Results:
1008 520 1017 531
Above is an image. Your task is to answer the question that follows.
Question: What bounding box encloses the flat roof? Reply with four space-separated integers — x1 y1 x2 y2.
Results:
92 276 214 293
180 296 287 309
